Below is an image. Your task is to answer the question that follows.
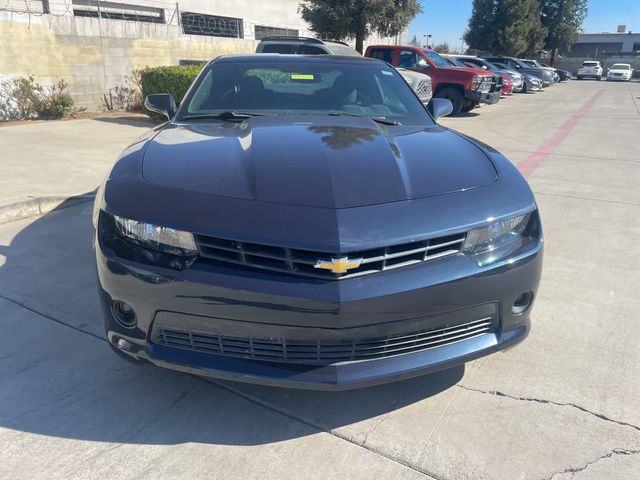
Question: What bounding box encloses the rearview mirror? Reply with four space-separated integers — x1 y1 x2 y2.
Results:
428 98 453 120
144 94 177 120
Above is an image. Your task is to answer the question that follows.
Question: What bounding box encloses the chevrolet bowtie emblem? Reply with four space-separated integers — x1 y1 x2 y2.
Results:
314 256 363 274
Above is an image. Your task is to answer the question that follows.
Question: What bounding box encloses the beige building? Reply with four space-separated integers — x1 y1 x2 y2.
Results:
0 0 403 109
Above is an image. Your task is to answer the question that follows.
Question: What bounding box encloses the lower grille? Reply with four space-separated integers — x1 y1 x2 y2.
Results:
152 316 496 364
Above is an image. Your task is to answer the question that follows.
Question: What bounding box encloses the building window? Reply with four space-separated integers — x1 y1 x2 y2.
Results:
181 12 244 38
254 25 299 40
72 0 165 24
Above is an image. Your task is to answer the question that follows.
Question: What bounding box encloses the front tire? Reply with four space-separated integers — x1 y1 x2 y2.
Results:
596 76 601 81
577 75 582 80
461 100 478 113
435 87 463 115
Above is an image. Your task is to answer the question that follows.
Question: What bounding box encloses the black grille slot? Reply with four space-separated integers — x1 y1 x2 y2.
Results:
194 232 465 279
153 316 496 364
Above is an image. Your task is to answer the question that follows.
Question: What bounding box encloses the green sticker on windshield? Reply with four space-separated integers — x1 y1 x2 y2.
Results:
291 73 314 80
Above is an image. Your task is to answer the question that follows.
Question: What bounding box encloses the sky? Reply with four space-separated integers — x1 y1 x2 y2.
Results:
407 0 640 49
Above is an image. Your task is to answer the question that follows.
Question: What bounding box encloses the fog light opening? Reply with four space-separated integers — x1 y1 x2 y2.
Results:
111 300 137 328
112 336 134 351
512 292 533 315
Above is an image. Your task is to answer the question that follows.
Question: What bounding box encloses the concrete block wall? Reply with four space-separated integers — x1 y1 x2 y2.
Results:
0 11 260 109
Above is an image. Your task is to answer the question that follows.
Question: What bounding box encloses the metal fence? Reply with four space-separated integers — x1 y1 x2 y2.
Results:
0 0 399 45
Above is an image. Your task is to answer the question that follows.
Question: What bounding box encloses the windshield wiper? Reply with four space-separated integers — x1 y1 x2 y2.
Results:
181 111 263 122
327 112 402 126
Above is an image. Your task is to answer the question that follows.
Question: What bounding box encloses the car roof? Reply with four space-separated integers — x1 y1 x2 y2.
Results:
212 54 380 65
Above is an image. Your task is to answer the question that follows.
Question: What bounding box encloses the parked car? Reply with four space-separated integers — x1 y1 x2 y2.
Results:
577 61 603 80
95 54 542 390
606 63 633 82
365 45 502 115
442 56 507 98
536 61 572 81
501 75 514 95
255 36 433 105
444 54 523 93
256 36 361 56
520 59 560 83
485 56 554 87
492 62 543 93
397 68 433 103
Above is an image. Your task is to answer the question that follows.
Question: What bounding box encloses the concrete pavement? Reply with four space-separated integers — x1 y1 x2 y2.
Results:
0 115 153 204
1 80 640 479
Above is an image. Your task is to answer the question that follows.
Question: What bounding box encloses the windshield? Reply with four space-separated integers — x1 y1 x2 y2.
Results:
611 64 631 70
522 60 537 67
582 62 599 67
421 50 451 68
464 58 497 71
177 60 432 126
514 59 531 68
444 57 467 67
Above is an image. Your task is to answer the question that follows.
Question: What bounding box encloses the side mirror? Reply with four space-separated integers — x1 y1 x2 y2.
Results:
417 58 428 68
428 98 453 120
144 94 177 120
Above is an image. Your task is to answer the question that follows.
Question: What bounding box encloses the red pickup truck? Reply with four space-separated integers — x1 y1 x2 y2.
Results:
364 45 502 115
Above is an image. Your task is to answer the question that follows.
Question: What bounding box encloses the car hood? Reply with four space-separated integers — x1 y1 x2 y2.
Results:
141 116 497 209
608 69 630 74
443 66 494 77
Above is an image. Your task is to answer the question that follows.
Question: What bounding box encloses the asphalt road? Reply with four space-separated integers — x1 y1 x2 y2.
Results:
1 80 640 479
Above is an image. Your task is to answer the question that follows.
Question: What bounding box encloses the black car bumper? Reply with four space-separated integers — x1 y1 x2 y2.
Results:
465 90 501 105
96 232 542 390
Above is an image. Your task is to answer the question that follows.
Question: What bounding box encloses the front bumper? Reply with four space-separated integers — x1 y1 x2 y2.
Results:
607 74 631 81
465 89 501 105
96 232 543 390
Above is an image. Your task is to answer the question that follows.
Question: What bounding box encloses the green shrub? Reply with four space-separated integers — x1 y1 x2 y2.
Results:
633 69 640 79
139 65 203 109
0 76 76 121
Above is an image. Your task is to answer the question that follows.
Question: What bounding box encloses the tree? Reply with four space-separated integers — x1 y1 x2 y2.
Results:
541 0 588 65
408 34 420 46
432 42 451 53
299 0 423 53
464 0 547 57
464 0 497 53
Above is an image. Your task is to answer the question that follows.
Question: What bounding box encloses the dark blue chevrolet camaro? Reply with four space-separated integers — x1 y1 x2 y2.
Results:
93 54 543 390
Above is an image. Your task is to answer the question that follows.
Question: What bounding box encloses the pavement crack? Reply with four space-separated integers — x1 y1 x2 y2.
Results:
358 397 401 447
64 383 197 474
0 292 105 342
206 379 442 480
543 448 640 480
457 385 640 433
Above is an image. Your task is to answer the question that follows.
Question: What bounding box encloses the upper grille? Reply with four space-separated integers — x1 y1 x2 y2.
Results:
194 232 465 279
152 315 496 364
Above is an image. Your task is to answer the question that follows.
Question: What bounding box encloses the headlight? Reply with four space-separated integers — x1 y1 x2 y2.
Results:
471 75 481 90
112 214 197 256
463 213 536 265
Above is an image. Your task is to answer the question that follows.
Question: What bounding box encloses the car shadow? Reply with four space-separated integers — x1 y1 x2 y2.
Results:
454 111 480 118
0 197 464 447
